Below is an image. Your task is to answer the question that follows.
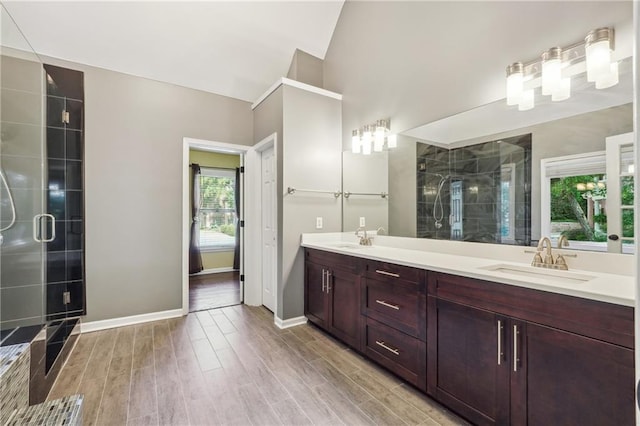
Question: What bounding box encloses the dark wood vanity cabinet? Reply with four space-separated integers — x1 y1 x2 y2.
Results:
361 259 427 390
304 249 361 349
428 272 635 426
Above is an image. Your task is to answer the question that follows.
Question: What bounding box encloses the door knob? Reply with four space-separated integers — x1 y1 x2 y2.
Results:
608 234 620 241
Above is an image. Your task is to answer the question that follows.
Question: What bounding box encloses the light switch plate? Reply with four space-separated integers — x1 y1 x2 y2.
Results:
359 217 366 227
316 217 323 229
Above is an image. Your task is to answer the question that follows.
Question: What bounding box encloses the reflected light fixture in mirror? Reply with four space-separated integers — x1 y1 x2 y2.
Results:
506 27 618 111
351 119 397 155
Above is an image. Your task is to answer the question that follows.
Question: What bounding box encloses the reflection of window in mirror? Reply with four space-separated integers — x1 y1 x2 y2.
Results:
500 164 516 243
541 151 634 254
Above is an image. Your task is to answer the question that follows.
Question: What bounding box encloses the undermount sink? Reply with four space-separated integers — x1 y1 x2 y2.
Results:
328 243 369 250
479 263 596 284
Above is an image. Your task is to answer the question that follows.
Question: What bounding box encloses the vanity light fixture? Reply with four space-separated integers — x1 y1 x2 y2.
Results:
351 119 397 155
506 27 618 111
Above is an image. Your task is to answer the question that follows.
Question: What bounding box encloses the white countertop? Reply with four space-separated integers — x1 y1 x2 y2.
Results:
301 233 635 307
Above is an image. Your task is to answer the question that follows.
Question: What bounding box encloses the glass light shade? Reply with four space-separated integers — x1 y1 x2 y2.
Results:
595 61 619 89
351 130 360 154
576 183 587 191
506 63 523 106
542 56 562 96
586 182 595 190
628 164 635 174
551 78 571 102
387 134 397 148
586 39 612 82
517 89 534 111
597 181 606 189
374 130 385 152
362 130 372 155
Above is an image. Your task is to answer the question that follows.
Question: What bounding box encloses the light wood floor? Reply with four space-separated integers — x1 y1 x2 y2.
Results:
189 272 241 312
47 305 466 426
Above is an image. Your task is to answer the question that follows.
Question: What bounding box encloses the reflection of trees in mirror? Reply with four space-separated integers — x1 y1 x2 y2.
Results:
550 174 633 242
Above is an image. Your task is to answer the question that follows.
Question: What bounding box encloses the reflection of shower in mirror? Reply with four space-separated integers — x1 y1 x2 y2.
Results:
0 167 17 245
433 174 450 229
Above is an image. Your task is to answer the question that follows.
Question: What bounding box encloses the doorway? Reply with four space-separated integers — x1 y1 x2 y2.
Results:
188 149 242 312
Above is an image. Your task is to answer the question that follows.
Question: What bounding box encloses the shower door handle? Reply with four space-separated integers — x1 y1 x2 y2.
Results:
33 214 56 243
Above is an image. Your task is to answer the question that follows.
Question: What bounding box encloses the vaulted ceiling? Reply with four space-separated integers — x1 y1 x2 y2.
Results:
2 1 345 102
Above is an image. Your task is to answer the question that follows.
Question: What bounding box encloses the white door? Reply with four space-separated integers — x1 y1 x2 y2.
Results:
261 147 277 311
605 132 635 253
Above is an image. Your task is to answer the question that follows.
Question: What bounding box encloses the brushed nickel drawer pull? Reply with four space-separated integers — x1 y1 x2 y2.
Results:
375 340 400 355
497 320 503 366
513 324 519 372
375 270 400 278
375 299 400 310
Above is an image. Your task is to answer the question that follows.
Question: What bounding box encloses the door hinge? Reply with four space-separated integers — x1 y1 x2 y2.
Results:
63 291 71 305
61 110 70 125
240 166 245 173
240 220 245 227
240 274 245 282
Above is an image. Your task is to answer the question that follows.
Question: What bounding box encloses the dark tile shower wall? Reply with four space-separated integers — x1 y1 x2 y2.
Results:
416 134 532 245
43 64 85 322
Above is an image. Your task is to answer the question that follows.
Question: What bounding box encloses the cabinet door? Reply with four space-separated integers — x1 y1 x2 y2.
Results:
304 261 327 328
430 298 509 425
512 322 635 426
327 267 360 349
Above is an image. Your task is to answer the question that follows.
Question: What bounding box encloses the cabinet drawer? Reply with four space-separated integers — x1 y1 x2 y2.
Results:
362 317 426 390
362 276 426 340
364 259 423 284
305 248 361 274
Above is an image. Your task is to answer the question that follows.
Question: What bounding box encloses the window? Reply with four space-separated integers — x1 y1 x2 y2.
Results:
198 167 236 251
542 152 610 251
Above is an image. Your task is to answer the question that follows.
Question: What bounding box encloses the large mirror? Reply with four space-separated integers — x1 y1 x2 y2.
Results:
343 58 633 254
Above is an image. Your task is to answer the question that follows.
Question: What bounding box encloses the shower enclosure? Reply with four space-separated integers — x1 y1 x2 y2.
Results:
0 4 47 343
416 134 532 245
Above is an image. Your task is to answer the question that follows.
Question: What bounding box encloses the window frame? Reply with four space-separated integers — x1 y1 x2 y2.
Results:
198 167 237 252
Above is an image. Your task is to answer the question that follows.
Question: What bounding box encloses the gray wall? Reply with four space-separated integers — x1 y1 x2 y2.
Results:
342 151 388 232
388 136 416 237
323 1 633 148
281 85 342 319
42 56 253 322
254 84 342 320
287 49 324 88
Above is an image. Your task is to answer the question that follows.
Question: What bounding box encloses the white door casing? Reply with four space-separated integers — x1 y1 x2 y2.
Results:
261 146 277 311
605 132 635 253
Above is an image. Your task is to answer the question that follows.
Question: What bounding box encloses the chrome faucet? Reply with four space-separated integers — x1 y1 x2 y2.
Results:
355 227 372 246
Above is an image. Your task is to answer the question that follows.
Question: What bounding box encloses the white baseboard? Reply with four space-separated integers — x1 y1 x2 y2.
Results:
274 315 308 329
191 267 236 276
81 308 184 333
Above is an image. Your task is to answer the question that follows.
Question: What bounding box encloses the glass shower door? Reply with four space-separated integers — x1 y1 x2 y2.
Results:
0 5 46 341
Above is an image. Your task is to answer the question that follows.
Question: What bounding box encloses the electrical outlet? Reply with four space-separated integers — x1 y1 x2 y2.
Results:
316 217 323 229
359 217 366 227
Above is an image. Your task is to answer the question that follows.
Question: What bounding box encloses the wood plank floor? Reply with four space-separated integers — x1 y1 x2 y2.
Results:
47 305 467 426
189 272 241 312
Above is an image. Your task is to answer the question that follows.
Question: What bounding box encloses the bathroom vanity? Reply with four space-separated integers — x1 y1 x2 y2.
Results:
302 235 635 425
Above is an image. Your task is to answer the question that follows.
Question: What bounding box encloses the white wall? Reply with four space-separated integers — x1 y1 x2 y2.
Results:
42 56 253 322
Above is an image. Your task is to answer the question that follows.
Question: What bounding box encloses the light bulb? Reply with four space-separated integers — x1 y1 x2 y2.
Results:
551 78 571 102
576 183 586 191
541 48 562 96
351 129 361 154
518 89 534 111
362 127 372 155
387 134 397 148
506 62 523 106
595 61 619 89
585 28 613 83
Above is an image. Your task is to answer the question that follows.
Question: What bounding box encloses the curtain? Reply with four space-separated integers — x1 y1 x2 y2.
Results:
189 164 203 274
233 167 241 270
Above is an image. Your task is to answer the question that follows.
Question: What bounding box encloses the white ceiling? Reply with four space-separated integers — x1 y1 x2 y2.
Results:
2 1 345 102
